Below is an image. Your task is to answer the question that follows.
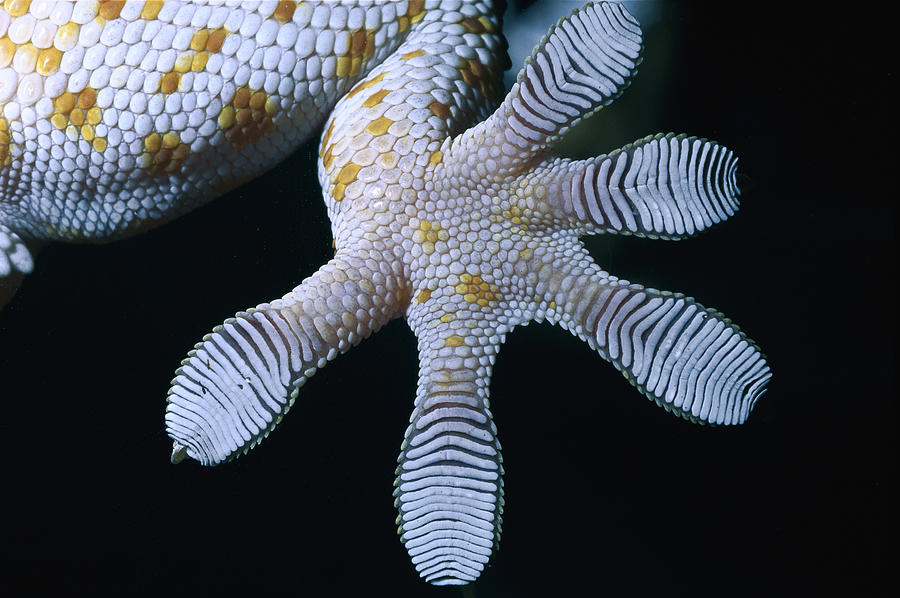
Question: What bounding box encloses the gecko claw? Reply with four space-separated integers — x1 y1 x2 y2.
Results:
170 443 187 464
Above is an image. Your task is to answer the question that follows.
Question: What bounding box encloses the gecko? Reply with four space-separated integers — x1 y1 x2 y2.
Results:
0 0 770 585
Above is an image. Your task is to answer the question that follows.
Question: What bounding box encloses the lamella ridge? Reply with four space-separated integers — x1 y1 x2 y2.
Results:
0 0 772 587
163 2 770 585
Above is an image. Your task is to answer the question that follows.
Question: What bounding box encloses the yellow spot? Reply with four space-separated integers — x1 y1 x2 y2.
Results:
174 53 193 73
92 137 107 152
346 71 385 98
349 55 362 77
336 55 351 77
206 28 227 53
36 47 63 76
173 142 189 162
461 17 486 33
0 116 9 167
337 162 360 185
144 133 161 152
218 105 235 129
140 0 164 20
80 124 94 141
51 113 68 129
190 30 209 52
429 150 443 166
86 107 101 125
233 86 250 108
3 0 30 18
333 183 346 202
78 87 96 109
274 0 297 23
54 22 80 52
445 335 465 347
219 85 275 149
439 313 456 323
408 0 426 21
519 248 534 261
0 38 15 69
398 16 410 32
401 49 425 60
350 29 367 55
363 31 375 58
319 120 335 156
469 58 488 81
191 51 209 72
458 57 497 100
68 109 84 126
460 66 476 88
454 274 498 305
548 301 557 310
362 88 390 108
160 71 179 94
321 150 335 170
162 132 180 149
249 90 266 111
141 131 190 176
365 116 392 136
98 0 125 20
320 119 335 147
478 16 494 32
415 289 431 304
428 101 450 119
152 149 172 172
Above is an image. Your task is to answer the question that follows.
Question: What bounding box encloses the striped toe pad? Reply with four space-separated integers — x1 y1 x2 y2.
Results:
160 1 769 587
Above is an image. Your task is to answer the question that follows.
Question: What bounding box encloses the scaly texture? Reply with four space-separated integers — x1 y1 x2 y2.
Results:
0 0 435 302
0 0 770 587
161 1 771 586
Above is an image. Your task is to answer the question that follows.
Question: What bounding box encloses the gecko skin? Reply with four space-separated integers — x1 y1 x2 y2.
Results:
0 0 771 586
0 0 449 303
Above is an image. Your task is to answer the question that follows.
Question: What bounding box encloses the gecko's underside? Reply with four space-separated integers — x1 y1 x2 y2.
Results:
0 1 770 586
164 3 771 586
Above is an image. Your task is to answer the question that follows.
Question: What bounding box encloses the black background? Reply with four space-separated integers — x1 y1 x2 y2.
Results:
0 3 893 596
